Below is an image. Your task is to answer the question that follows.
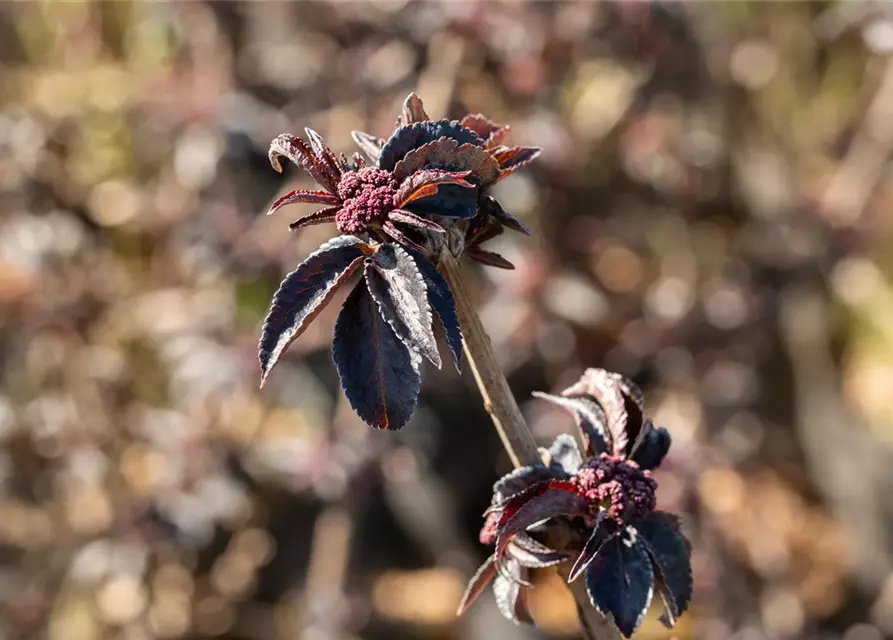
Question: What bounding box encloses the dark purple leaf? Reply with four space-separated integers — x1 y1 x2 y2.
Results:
268 133 339 195
365 244 440 368
351 130 384 164
568 513 617 582
394 169 474 207
480 196 532 235
465 245 515 270
258 236 370 385
304 128 343 182
531 393 610 455
288 206 340 232
585 534 654 638
405 249 463 371
332 281 421 430
399 92 429 126
267 189 340 216
407 183 479 220
381 221 427 253
630 421 671 470
635 512 692 627
546 433 584 474
389 210 446 234
492 465 557 505
493 558 533 624
496 483 588 557
562 368 631 456
379 120 482 171
456 556 497 616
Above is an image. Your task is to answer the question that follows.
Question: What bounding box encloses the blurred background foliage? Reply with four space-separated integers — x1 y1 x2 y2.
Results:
2 1 893 639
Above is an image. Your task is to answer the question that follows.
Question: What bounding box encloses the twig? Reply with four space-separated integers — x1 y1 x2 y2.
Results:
438 250 621 640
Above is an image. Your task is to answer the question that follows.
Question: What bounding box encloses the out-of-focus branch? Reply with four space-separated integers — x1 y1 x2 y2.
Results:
439 250 621 640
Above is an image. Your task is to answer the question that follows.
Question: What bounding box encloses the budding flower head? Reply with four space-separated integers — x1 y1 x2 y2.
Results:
335 167 398 235
575 454 657 524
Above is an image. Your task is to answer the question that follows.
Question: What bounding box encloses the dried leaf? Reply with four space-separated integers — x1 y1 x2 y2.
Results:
267 189 340 216
351 130 384 164
332 281 421 430
258 236 370 385
394 169 474 207
635 513 692 627
379 120 482 171
366 244 440 368
585 534 654 638
268 133 339 195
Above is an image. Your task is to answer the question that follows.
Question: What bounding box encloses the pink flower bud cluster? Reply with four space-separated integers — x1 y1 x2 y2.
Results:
574 454 657 524
335 167 398 234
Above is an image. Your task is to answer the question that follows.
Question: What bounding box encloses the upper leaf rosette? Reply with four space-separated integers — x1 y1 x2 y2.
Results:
268 93 540 267
458 369 691 638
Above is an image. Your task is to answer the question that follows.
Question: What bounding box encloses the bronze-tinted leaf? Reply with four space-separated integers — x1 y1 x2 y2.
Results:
351 130 384 164
492 146 541 181
259 236 371 385
392 137 499 184
365 244 441 368
288 206 340 232
332 281 421 430
267 189 340 216
399 92 429 126
269 134 339 195
394 169 474 207
305 127 343 182
459 114 511 148
389 210 446 234
562 368 631 455
465 245 515 270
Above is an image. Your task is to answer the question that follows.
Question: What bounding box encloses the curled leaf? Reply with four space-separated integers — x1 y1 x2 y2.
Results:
545 433 584 474
268 133 339 195
332 281 421 430
258 236 371 385
532 393 610 456
480 196 532 235
460 114 511 148
465 245 515 270
288 206 340 232
457 556 497 616
406 250 462 371
492 146 542 181
562 368 631 455
493 558 533 624
304 127 343 182
392 137 499 184
267 189 340 216
630 420 671 470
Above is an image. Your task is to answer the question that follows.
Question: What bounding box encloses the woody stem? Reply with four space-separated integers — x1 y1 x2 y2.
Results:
438 250 621 640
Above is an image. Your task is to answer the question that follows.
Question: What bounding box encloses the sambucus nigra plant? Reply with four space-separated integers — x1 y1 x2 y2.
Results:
259 93 539 430
459 369 691 637
256 94 691 638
